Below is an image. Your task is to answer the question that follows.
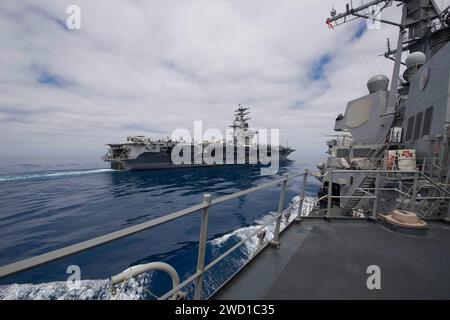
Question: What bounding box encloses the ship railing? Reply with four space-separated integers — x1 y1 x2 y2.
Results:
323 169 450 219
0 170 311 300
416 157 450 185
351 154 449 187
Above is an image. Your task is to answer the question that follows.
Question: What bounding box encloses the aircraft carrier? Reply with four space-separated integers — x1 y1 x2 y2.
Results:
1 0 450 300
103 105 295 170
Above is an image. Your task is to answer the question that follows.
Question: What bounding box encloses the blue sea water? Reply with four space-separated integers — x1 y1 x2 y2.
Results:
0 156 320 299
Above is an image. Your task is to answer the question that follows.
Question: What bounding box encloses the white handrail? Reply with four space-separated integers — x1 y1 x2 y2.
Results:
111 262 182 300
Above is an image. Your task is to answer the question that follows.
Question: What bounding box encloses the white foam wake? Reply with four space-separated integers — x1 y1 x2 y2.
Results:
0 268 151 300
0 169 114 182
211 196 317 256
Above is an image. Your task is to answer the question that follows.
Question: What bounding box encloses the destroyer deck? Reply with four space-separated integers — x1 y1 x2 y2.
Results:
213 218 450 299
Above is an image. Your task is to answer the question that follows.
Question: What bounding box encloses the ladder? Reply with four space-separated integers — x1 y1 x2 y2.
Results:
342 175 377 215
367 141 391 168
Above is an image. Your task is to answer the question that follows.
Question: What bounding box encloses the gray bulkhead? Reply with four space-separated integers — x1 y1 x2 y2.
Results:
403 41 450 162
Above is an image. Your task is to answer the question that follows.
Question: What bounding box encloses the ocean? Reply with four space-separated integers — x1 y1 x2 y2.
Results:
0 156 320 299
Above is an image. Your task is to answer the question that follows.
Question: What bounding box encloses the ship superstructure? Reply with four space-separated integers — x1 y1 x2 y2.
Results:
315 0 450 219
103 105 294 170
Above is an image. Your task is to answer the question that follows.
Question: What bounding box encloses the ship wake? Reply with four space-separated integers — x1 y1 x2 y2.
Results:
0 169 114 182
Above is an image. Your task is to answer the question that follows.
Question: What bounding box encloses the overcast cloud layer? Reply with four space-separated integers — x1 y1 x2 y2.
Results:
1 0 449 160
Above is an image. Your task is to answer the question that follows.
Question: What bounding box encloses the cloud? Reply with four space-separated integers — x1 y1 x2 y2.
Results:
309 53 333 81
1 0 448 159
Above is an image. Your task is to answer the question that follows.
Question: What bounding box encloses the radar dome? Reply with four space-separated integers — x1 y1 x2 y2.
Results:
367 74 389 94
405 52 426 69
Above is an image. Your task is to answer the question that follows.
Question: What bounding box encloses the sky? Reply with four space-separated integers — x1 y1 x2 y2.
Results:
1 0 449 161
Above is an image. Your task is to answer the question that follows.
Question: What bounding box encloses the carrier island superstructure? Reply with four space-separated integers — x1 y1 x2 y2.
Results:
103 105 294 170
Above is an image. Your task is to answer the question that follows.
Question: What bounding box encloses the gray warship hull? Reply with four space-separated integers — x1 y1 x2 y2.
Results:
105 149 292 171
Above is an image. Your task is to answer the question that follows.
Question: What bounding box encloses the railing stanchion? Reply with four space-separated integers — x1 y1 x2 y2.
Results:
194 194 212 300
372 171 380 219
431 158 434 177
326 169 333 218
272 176 288 246
296 169 308 222
412 170 418 207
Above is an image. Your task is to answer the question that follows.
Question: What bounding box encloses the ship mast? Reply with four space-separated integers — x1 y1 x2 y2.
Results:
326 0 444 112
229 104 256 145
230 104 251 134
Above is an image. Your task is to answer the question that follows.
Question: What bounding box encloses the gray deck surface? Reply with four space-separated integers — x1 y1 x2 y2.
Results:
213 218 450 299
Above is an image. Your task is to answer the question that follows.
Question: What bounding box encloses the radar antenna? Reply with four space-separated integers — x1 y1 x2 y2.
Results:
325 0 442 112
325 0 398 29
230 104 252 135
